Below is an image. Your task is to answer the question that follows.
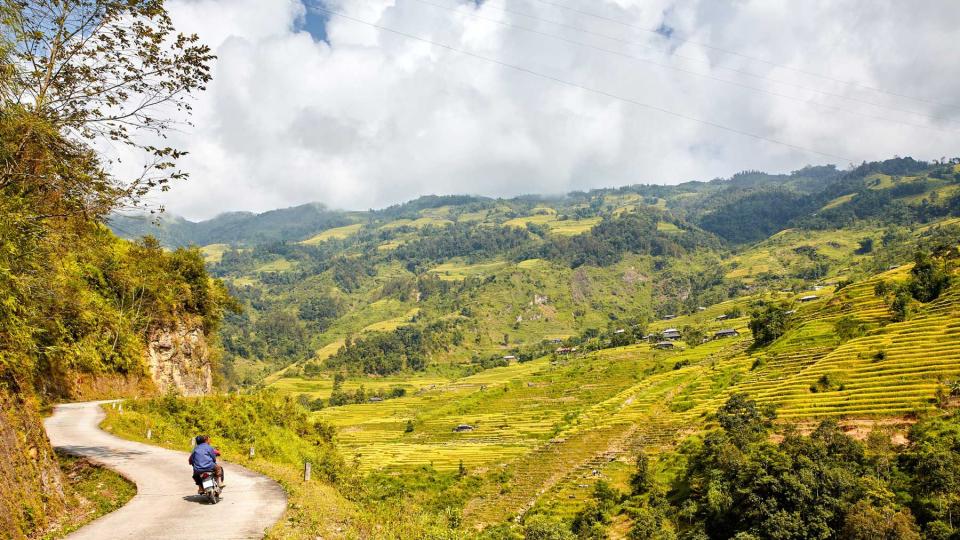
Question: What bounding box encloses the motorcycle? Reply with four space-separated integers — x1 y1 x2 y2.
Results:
198 471 223 504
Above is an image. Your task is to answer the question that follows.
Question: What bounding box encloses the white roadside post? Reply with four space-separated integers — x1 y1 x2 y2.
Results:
304 461 311 482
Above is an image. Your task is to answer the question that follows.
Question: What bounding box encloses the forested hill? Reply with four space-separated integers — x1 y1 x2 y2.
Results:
113 157 957 249
108 157 960 386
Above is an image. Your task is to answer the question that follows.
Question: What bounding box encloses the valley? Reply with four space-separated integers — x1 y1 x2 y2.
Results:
106 157 960 538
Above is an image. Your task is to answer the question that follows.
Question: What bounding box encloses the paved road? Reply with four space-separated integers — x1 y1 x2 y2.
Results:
45 402 287 539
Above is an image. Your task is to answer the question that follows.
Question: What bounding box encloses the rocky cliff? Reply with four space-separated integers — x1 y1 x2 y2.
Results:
145 319 213 396
0 385 65 538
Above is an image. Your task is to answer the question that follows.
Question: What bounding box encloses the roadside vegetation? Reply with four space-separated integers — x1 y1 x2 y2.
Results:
41 452 137 540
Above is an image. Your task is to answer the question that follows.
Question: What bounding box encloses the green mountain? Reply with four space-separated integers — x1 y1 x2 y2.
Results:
109 157 960 386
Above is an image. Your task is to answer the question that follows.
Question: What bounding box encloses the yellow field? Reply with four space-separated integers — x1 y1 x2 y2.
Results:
199 243 231 263
548 217 601 236
380 217 453 230
656 221 681 232
361 308 420 332
300 223 363 245
429 260 509 280
255 258 295 272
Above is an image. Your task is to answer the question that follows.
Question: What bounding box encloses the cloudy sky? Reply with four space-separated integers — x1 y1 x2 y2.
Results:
140 0 960 220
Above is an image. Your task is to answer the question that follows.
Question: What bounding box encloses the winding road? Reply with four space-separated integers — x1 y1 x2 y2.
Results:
45 402 287 539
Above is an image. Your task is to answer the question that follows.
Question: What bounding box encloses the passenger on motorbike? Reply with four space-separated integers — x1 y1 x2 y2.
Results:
189 435 224 494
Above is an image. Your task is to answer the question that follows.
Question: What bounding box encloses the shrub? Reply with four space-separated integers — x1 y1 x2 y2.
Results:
834 316 866 342
748 303 790 347
908 251 951 303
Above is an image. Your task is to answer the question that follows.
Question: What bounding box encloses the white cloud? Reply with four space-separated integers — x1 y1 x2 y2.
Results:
141 0 960 220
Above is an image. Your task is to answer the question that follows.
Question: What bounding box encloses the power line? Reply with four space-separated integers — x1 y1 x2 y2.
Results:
407 0 959 135
521 0 960 112
450 0 957 125
314 5 858 163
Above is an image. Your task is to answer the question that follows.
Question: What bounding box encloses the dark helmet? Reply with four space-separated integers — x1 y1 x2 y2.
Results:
196 435 208 445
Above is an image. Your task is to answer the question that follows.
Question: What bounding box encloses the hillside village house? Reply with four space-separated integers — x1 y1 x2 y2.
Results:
654 341 675 350
662 328 681 340
800 295 819 302
714 329 739 339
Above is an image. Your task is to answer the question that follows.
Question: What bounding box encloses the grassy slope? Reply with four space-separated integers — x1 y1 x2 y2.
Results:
192 164 960 533
41 452 136 540
262 257 960 528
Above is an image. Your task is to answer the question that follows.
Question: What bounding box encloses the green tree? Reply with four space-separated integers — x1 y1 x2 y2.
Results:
2 0 214 209
908 251 950 302
631 452 651 495
855 237 874 254
716 393 774 445
524 514 574 540
748 303 790 347
890 289 911 322
834 316 865 342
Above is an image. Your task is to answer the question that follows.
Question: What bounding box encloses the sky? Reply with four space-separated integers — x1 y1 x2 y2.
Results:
135 0 960 221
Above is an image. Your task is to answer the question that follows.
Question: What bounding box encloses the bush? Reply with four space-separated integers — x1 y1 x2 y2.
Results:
908 251 950 303
834 316 866 342
524 514 574 540
748 303 790 347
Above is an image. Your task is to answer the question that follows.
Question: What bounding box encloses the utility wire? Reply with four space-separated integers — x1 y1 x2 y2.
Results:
450 0 957 125
407 0 959 134
314 5 857 163
521 0 960 112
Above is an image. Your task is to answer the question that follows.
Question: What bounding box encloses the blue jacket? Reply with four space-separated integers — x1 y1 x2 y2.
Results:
189 442 218 472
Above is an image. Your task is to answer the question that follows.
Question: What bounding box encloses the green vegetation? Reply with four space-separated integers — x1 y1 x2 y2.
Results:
56 151 960 538
748 303 791 346
4 9 959 537
43 451 137 539
0 1 218 536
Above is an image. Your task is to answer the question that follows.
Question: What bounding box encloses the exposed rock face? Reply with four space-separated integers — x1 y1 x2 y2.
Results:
145 321 212 396
0 385 65 539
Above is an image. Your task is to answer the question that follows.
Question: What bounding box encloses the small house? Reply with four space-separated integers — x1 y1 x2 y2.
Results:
714 329 739 339
799 295 819 302
555 347 573 355
550 338 563 344
715 314 728 321
614 329 625 334
654 341 675 350
453 424 475 433
503 355 516 361
662 328 681 340
368 396 384 403
697 306 707 311
662 314 677 320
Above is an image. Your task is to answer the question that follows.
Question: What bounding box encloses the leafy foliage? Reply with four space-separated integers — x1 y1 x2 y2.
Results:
748 303 791 347
2 0 214 205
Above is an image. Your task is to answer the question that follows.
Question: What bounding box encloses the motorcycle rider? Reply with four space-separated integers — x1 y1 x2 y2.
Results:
189 434 224 494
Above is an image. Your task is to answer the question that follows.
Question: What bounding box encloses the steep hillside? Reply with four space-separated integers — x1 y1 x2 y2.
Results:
107 158 960 389
0 113 230 538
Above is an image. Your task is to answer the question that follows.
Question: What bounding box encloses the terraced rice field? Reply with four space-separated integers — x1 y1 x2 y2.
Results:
299 223 364 244
429 261 510 280
200 243 231 263
280 265 960 527
548 217 602 236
